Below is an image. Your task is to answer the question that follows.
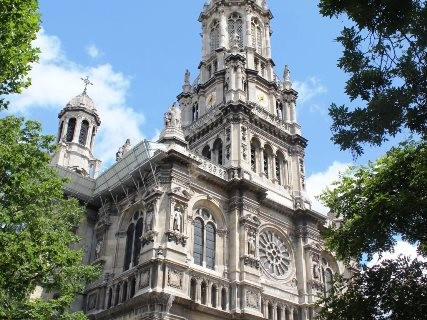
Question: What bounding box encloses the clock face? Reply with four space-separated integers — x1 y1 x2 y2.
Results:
207 92 216 109
257 92 268 107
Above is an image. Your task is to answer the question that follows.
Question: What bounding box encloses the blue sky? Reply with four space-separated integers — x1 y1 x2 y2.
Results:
8 0 409 214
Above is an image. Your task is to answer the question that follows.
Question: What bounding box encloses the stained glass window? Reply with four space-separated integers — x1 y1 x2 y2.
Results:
210 21 220 53
228 13 243 48
205 223 216 269
193 218 204 266
124 223 134 271
133 218 143 266
252 19 263 54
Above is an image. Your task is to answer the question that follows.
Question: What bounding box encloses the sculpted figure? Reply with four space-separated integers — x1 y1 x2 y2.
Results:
284 65 291 82
145 211 153 231
116 139 131 161
248 234 256 256
173 209 182 232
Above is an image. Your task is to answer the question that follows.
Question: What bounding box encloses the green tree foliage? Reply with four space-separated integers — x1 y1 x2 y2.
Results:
319 0 426 155
317 257 427 320
320 140 427 262
0 116 99 320
0 0 40 110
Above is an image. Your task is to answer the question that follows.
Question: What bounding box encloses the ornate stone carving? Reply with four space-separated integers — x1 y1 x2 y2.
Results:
140 269 150 289
242 255 260 269
167 269 183 289
246 290 259 309
165 230 188 246
141 230 158 246
87 293 97 311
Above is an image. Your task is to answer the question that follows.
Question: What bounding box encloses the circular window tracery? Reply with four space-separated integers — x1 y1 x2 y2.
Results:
259 229 291 279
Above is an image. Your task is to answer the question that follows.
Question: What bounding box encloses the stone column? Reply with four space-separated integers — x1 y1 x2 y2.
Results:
196 279 202 304
259 147 265 177
290 98 297 123
273 303 278 320
207 282 212 307
245 6 253 48
290 306 295 320
61 118 69 141
202 22 208 61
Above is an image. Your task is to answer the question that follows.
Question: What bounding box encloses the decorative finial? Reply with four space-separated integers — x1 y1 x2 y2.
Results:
184 69 190 86
81 76 93 94
284 65 291 82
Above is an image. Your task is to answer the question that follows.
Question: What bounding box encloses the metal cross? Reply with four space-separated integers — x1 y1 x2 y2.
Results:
81 76 93 94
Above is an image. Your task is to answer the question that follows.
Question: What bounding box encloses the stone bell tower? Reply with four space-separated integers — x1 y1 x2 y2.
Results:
178 0 309 209
51 77 102 178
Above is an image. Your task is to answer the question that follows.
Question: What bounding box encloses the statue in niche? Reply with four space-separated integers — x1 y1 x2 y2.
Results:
145 210 153 231
173 207 183 232
313 263 320 279
95 239 103 260
248 233 256 256
116 139 131 161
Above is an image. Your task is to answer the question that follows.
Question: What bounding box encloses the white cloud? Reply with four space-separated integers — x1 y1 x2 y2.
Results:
367 241 426 267
86 44 101 58
293 76 327 105
306 161 352 214
10 29 145 167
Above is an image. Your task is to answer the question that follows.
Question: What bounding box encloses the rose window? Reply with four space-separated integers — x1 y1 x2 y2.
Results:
259 230 291 279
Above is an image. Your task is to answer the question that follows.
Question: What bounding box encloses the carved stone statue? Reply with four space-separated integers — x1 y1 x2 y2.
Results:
184 69 190 85
164 103 181 128
116 139 131 161
146 211 153 231
248 234 256 256
284 65 291 82
173 209 182 232
313 264 320 279
231 32 240 49
95 239 103 259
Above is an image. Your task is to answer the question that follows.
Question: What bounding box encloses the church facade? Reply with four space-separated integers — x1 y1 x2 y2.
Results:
52 1 352 319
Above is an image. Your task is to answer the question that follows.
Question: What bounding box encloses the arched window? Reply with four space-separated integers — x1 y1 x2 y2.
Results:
205 223 216 269
221 288 227 310
211 285 217 308
193 209 217 270
124 210 150 271
251 18 263 54
251 138 261 172
324 268 333 297
129 277 136 298
124 223 134 271
228 13 243 48
133 218 143 266
212 138 223 165
79 120 89 146
201 281 207 305
268 302 273 320
192 103 199 121
114 284 120 306
66 118 76 142
193 218 204 266
202 145 211 160
190 278 197 300
210 21 220 53
263 149 269 178
276 151 285 185
121 281 128 303
57 121 64 142
107 287 113 308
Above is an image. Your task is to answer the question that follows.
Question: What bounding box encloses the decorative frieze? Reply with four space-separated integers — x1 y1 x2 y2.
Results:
242 255 260 269
246 290 260 309
140 269 150 289
167 269 183 289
